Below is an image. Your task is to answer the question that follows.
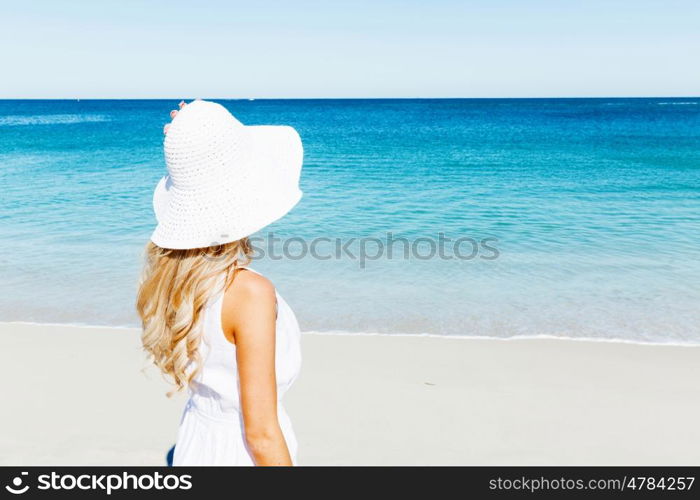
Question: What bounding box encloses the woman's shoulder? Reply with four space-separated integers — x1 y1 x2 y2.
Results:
221 268 277 343
226 267 276 303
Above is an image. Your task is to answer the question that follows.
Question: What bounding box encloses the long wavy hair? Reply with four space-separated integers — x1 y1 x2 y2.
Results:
136 239 253 395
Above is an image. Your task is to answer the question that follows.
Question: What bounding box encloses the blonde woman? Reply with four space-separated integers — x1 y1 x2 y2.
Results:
137 100 303 466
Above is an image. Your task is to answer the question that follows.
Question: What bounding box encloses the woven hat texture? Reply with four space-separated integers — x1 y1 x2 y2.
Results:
151 100 303 249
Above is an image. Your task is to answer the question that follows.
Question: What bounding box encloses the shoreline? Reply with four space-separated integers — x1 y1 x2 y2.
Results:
3 320 699 348
2 321 700 465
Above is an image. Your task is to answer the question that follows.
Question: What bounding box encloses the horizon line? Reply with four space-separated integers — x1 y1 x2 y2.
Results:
0 96 698 101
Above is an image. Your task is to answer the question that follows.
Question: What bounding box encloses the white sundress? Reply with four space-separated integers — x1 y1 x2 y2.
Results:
172 268 302 466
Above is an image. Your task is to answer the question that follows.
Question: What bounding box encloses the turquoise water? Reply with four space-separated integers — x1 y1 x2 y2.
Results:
1 99 699 342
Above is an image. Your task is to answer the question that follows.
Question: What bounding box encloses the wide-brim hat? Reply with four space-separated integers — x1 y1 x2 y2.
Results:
150 100 303 249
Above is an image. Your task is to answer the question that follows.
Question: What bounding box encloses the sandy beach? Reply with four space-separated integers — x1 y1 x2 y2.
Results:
1 322 699 465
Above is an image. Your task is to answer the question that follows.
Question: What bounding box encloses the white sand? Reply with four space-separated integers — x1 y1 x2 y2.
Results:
1 322 699 465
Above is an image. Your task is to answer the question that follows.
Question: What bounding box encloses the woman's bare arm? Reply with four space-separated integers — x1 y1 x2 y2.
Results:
222 270 292 466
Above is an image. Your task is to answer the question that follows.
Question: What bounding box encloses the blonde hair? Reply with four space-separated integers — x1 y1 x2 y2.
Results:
136 239 253 394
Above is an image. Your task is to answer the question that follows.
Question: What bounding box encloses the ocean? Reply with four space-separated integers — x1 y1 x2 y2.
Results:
1 98 699 343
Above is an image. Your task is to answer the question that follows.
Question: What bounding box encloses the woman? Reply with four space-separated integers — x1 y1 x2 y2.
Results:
136 100 304 466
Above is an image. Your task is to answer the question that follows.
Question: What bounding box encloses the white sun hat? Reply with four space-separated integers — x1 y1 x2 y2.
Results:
150 100 303 249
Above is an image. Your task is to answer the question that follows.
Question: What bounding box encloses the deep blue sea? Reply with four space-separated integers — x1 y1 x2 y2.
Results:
1 98 699 343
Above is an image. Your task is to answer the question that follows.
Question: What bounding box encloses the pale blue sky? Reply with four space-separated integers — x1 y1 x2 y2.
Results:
2 0 698 98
